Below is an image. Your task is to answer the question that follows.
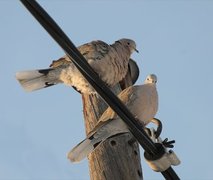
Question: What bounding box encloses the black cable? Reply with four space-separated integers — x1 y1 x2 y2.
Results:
21 0 157 154
19 0 157 155
19 0 180 179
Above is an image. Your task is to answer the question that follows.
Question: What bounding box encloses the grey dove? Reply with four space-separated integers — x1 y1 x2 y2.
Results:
16 38 138 94
68 74 158 162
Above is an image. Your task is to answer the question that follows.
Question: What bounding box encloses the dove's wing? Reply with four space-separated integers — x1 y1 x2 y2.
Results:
78 40 110 61
49 40 109 68
98 85 136 123
49 57 71 68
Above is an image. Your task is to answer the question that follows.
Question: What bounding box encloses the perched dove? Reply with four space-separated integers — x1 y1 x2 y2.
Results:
68 74 158 162
16 38 138 94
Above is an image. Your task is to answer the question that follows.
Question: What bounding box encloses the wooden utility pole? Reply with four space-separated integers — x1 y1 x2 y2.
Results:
82 60 143 180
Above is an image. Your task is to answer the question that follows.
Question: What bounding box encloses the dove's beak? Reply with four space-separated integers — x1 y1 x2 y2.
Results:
135 48 139 53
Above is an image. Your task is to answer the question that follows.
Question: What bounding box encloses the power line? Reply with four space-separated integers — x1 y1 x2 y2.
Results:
19 0 180 179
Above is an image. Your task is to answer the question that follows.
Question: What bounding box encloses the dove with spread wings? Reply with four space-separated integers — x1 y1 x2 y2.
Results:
16 38 138 94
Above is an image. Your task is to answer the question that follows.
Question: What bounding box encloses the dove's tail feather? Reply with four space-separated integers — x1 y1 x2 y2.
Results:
16 68 58 92
67 119 129 163
67 137 102 163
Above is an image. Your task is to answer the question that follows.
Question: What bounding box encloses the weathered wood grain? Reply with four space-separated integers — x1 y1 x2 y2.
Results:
82 62 143 180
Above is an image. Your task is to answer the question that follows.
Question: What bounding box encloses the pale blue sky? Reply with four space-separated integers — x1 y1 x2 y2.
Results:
0 0 213 179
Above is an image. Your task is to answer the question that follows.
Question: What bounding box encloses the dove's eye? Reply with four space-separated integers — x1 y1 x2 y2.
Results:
127 42 130 45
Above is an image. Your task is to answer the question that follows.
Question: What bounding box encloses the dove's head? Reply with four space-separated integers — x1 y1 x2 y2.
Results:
117 39 139 53
145 74 157 84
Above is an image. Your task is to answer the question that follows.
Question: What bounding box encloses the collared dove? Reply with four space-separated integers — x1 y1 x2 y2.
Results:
68 74 158 162
16 38 138 94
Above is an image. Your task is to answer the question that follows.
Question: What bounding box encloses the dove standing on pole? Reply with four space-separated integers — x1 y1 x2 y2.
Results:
16 38 138 94
68 74 158 162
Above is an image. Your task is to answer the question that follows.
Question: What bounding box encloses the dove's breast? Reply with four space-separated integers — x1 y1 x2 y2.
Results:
127 84 158 126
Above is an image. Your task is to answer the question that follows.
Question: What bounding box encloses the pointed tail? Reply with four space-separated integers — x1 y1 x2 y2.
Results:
16 68 58 92
67 137 102 163
67 118 129 163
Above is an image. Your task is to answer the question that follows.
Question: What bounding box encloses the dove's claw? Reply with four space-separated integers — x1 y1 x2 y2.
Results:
162 139 175 148
144 127 152 137
151 118 162 138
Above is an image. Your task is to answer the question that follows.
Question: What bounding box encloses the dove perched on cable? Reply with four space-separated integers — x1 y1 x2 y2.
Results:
68 74 158 162
16 38 138 94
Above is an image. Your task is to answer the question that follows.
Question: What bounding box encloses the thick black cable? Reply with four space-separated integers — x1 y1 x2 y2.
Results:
21 0 157 154
19 0 180 179
19 0 157 155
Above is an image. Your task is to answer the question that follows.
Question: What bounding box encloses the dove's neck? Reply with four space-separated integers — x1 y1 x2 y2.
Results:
105 42 131 84
111 42 131 57
144 82 156 86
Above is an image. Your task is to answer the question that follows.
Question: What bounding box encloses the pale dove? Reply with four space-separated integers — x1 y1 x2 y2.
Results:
68 74 158 162
16 38 138 94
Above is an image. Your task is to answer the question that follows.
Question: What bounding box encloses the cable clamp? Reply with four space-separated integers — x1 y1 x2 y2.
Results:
144 128 181 172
